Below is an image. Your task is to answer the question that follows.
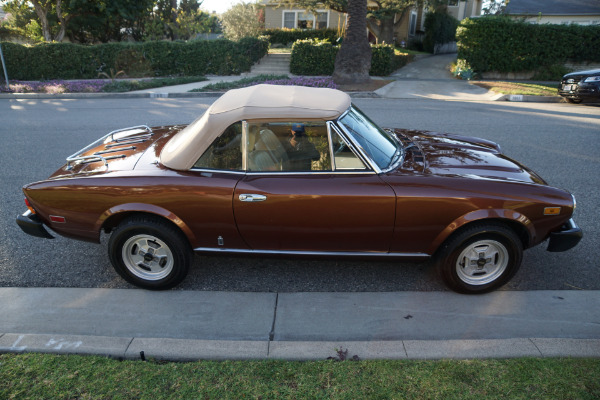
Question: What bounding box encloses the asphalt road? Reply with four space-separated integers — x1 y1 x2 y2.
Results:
1 97 598 291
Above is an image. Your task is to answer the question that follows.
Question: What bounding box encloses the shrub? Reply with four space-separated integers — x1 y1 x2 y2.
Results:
0 37 269 80
457 16 600 74
290 40 412 76
290 39 337 75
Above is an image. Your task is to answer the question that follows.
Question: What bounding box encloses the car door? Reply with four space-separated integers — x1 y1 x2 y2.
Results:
233 121 396 253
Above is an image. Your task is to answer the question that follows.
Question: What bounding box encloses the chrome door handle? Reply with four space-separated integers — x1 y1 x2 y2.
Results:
239 194 267 202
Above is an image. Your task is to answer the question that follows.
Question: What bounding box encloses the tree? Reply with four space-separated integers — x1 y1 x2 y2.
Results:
30 0 69 42
332 0 371 84
220 2 263 40
482 0 508 15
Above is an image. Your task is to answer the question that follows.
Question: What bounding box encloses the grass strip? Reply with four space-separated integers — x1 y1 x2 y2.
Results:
190 74 290 92
102 76 207 93
470 81 558 96
1 354 599 399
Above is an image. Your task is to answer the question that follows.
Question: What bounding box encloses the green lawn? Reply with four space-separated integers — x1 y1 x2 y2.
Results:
470 81 558 96
1 354 599 399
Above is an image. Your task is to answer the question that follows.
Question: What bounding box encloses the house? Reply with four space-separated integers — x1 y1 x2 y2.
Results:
504 0 600 25
261 1 346 30
261 1 481 46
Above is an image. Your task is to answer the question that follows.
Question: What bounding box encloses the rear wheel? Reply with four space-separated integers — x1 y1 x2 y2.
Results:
108 216 192 290
436 223 523 294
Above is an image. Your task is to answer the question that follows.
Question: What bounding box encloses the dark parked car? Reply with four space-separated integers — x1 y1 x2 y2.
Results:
17 85 582 293
558 68 600 103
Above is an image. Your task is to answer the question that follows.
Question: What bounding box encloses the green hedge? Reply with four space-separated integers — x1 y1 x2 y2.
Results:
290 39 337 75
290 39 412 76
264 29 338 46
0 37 269 80
457 16 600 73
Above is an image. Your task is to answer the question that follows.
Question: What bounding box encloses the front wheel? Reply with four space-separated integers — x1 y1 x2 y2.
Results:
108 216 192 290
436 223 523 294
565 98 582 104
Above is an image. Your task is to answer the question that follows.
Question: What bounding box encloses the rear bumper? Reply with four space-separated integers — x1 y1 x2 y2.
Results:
16 210 54 239
547 218 582 252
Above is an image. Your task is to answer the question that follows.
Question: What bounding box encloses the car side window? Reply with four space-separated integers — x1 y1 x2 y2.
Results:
194 122 243 170
330 127 367 170
246 122 331 172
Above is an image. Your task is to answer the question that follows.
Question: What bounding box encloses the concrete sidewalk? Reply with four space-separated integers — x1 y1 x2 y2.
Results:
375 53 560 102
1 288 598 361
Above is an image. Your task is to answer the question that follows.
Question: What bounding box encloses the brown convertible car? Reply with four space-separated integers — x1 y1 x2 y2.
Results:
17 85 582 293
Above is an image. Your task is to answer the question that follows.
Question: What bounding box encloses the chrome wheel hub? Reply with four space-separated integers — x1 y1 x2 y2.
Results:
456 239 508 286
122 234 174 281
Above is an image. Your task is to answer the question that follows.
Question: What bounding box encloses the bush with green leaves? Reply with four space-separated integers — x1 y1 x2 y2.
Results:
290 39 337 75
0 37 269 80
264 28 338 46
423 11 459 54
290 40 411 76
457 16 600 75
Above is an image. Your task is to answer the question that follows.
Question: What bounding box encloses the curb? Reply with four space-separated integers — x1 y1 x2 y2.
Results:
1 333 599 361
0 92 226 100
0 91 380 100
497 94 563 103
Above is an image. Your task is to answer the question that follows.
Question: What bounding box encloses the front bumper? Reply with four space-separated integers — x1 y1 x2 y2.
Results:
547 218 582 252
558 82 600 100
16 210 54 239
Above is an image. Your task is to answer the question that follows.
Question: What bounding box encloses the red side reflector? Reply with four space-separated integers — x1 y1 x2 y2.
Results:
49 215 66 223
25 198 36 214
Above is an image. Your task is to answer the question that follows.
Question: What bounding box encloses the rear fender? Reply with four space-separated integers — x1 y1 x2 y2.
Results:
96 203 197 247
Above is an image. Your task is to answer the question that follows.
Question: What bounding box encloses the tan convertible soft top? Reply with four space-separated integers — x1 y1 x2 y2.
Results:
160 84 352 170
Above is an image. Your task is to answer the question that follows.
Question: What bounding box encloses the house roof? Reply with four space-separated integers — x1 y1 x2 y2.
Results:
160 84 352 170
505 0 600 16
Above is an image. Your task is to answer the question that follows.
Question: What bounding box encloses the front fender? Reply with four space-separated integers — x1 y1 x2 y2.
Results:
95 203 198 247
427 208 534 255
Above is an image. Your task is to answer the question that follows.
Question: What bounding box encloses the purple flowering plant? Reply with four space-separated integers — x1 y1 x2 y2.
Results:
0 80 106 93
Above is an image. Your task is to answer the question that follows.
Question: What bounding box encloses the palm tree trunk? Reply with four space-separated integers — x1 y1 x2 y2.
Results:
332 0 371 84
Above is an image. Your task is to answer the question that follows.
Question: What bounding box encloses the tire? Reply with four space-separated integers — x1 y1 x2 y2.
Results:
566 98 582 104
436 223 523 294
108 215 192 290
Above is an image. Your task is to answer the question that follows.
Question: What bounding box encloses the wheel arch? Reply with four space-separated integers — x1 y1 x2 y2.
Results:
428 209 533 256
96 203 197 248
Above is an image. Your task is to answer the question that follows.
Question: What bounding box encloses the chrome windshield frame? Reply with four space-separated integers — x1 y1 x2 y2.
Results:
335 105 402 174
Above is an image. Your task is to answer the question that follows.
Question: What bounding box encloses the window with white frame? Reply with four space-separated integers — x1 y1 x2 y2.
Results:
282 10 328 29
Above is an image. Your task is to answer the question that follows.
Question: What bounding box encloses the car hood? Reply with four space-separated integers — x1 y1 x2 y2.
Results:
393 129 547 185
563 69 600 78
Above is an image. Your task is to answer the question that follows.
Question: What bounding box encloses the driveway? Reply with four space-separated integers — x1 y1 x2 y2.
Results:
376 53 501 101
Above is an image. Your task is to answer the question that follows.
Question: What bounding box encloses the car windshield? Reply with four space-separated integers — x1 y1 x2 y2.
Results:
337 105 400 170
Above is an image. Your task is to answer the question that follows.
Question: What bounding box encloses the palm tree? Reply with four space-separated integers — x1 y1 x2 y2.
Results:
332 0 371 84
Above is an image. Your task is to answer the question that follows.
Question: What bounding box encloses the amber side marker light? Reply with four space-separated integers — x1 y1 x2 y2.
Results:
24 198 36 214
544 207 561 215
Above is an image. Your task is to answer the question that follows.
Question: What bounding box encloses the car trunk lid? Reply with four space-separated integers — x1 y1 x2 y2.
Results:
48 125 180 179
